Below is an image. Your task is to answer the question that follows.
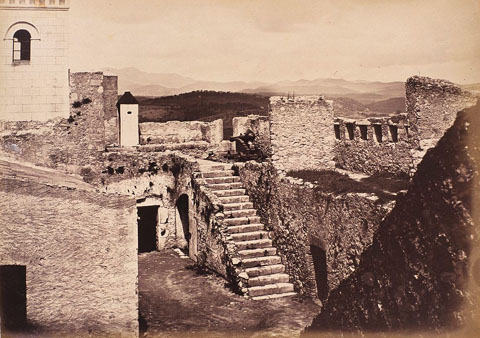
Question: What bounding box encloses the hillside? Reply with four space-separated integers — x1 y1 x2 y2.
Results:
138 91 269 138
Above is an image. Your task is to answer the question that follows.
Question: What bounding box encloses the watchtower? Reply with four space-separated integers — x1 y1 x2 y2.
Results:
117 91 139 147
0 0 70 121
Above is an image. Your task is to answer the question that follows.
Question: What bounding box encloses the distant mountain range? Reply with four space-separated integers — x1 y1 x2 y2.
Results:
103 67 406 104
103 67 480 105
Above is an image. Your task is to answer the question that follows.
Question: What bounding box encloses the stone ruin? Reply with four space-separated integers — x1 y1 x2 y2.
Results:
1 71 478 337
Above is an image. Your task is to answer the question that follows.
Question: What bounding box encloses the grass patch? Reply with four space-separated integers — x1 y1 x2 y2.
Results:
287 170 409 202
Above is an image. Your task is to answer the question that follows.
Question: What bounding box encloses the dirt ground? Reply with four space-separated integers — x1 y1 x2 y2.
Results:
139 250 320 338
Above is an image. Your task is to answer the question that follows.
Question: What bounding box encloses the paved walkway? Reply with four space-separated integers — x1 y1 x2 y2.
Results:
139 250 320 337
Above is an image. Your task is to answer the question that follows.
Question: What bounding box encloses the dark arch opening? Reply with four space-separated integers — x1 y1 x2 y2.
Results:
13 29 31 61
310 245 328 301
176 194 190 253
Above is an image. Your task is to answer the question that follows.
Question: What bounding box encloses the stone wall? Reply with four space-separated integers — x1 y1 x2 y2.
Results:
406 76 478 168
236 161 393 299
0 1 70 121
232 114 272 158
139 119 223 146
93 151 197 252
333 115 413 176
269 96 335 172
103 75 119 146
0 161 138 336
0 71 117 174
308 102 480 333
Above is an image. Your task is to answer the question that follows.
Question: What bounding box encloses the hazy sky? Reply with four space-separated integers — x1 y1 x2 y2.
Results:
69 0 480 83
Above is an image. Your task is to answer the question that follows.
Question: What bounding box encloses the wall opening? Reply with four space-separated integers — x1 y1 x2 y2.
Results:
374 124 383 143
346 123 354 140
13 29 31 62
137 206 158 253
389 125 398 142
405 126 410 137
176 194 190 254
310 245 328 301
0 265 27 332
334 124 340 140
359 125 368 140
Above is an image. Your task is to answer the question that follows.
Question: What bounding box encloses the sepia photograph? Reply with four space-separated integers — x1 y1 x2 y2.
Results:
0 0 479 337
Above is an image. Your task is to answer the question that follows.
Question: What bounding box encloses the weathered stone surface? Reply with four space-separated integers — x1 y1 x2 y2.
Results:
307 102 480 333
0 161 138 336
232 115 272 158
237 161 393 298
139 119 223 145
269 96 335 172
333 115 414 176
0 72 118 175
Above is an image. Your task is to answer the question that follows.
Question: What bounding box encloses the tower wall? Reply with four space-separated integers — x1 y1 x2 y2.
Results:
0 0 70 121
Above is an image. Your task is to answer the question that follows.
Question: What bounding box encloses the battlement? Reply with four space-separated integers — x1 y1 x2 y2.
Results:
0 0 70 10
333 115 409 143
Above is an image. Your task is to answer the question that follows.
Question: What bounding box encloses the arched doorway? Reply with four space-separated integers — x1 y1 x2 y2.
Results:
175 194 190 254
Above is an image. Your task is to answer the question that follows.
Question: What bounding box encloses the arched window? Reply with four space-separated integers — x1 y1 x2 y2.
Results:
13 30 31 62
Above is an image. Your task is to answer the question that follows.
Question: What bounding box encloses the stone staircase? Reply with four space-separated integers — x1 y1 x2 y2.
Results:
195 161 296 300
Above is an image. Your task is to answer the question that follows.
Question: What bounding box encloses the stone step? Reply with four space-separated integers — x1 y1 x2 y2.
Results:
235 239 272 251
251 292 297 301
194 170 235 178
222 202 254 211
224 216 261 226
225 209 257 218
238 248 277 258
198 164 233 172
241 256 281 268
245 264 285 277
205 176 241 185
248 273 290 287
227 224 265 234
212 189 246 197
219 195 250 204
208 182 244 191
248 283 294 297
231 230 269 242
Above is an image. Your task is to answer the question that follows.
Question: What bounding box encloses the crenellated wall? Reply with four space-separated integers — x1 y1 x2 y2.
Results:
333 115 413 176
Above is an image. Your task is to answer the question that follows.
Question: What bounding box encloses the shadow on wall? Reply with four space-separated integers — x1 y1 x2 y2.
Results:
176 194 190 255
305 102 480 335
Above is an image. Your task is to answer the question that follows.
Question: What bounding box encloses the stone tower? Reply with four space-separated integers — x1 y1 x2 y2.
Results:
0 0 70 121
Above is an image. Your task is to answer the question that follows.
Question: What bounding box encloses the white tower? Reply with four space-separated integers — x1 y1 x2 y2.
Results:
116 91 139 147
0 0 70 121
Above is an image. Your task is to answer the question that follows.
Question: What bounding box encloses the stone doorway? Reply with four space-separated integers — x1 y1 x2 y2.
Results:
0 265 27 332
138 206 159 253
310 245 328 301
